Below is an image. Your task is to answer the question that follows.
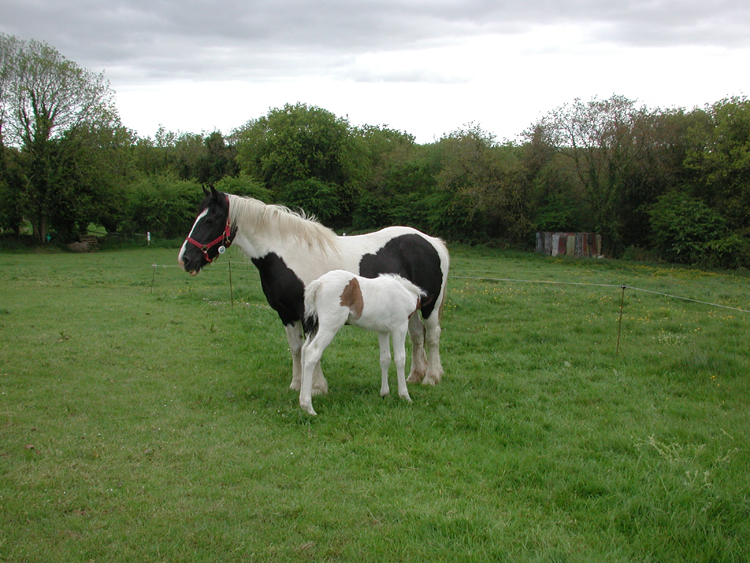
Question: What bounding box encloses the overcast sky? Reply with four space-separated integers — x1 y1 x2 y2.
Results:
2 0 749 143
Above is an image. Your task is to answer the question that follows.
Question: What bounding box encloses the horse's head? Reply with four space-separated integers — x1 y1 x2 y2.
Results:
179 186 234 275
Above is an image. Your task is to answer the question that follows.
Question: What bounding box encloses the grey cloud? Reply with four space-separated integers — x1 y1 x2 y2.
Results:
1 0 748 84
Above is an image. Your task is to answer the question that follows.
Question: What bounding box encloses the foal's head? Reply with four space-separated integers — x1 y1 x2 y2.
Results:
179 186 234 275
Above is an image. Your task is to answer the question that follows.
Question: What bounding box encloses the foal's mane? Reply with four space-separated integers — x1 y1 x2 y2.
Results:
228 195 338 253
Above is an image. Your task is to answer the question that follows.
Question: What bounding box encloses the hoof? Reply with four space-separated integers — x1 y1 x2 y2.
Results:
312 378 328 396
406 372 425 384
421 373 440 386
300 402 317 416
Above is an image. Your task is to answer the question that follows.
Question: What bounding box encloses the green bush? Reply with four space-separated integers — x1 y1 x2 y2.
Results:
121 174 202 238
351 193 392 231
276 178 342 223
649 192 734 266
702 233 750 269
425 191 488 243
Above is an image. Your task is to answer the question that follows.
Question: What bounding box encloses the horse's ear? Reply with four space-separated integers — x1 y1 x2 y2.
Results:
202 185 210 197
210 185 220 201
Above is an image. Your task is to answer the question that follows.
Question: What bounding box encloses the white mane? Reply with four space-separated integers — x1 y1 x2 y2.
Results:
228 195 338 253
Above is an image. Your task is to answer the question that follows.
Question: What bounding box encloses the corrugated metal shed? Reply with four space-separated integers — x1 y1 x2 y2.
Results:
536 232 602 258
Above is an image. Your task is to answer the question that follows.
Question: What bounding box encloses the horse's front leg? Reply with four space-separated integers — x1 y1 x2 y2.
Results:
285 322 328 395
285 322 304 390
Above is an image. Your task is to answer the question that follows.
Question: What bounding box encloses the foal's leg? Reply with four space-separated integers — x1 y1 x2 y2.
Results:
285 322 328 395
406 313 428 383
299 326 338 416
377 332 391 397
392 323 412 402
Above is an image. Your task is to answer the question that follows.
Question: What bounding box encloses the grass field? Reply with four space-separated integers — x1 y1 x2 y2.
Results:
1 245 749 562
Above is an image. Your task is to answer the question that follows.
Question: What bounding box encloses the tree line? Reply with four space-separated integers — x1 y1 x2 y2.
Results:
2 33 749 268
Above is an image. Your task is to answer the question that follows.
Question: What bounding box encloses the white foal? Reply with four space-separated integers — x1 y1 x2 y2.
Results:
299 270 426 416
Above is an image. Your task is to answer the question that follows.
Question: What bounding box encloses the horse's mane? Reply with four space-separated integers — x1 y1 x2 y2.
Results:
228 195 338 253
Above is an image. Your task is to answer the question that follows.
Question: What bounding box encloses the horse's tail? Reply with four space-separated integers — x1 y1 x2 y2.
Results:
302 278 322 336
398 276 428 304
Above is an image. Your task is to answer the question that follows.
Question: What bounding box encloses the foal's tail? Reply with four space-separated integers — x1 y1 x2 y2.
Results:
302 278 322 336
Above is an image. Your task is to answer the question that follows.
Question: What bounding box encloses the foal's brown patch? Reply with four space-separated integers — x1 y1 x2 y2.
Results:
339 277 364 319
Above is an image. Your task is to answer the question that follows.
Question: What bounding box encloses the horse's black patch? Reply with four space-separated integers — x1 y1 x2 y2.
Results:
358 234 443 318
251 252 306 326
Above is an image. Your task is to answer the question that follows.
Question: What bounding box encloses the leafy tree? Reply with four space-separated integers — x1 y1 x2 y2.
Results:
534 95 650 254
122 173 202 238
0 33 120 242
429 124 531 242
277 178 341 223
132 129 238 187
521 125 582 233
236 103 353 188
172 132 205 181
50 123 135 237
348 125 430 231
0 145 24 234
213 172 271 201
235 103 356 226
617 107 709 247
132 135 170 177
0 35 25 235
199 131 239 184
684 96 750 237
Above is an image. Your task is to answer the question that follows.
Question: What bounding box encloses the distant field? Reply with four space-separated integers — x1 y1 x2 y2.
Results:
1 246 749 562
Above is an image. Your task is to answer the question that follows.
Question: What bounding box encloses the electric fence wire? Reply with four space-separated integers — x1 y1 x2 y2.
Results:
150 265 750 315
450 275 750 314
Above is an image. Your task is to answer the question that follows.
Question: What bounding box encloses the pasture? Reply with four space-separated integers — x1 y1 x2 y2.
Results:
1 246 749 562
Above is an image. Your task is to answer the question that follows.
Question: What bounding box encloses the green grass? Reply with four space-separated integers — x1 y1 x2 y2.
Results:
1 246 749 562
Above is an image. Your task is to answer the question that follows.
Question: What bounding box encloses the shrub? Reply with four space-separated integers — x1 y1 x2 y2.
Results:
276 178 341 223
121 174 202 238
649 192 731 265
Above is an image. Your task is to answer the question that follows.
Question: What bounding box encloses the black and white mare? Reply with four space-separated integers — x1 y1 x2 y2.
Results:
178 187 450 395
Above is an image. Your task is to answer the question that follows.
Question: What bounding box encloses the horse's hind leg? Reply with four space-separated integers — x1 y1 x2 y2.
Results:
285 322 328 395
406 313 427 383
421 312 443 386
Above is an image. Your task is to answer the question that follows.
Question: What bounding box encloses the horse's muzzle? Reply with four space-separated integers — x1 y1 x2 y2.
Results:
178 255 201 276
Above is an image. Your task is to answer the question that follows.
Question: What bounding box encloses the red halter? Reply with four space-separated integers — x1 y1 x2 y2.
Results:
185 198 233 263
